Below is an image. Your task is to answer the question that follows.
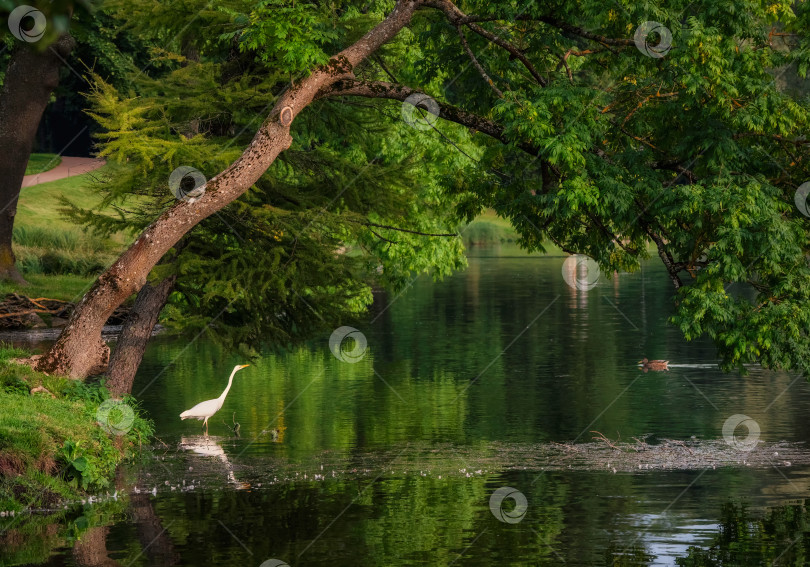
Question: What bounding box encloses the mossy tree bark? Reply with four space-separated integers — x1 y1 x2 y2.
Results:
0 34 75 285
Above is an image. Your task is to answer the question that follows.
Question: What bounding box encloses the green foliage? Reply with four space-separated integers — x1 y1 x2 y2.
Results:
231 0 341 73
75 1 467 352
404 0 810 374
0 345 154 508
58 0 810 375
57 440 95 490
463 219 518 246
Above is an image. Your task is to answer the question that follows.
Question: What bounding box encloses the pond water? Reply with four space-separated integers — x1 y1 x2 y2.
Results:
8 246 810 565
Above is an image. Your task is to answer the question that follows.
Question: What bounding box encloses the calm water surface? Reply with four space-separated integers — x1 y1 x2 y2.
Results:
7 247 810 566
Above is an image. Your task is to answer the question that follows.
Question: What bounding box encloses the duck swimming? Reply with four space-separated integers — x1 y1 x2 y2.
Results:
638 358 669 372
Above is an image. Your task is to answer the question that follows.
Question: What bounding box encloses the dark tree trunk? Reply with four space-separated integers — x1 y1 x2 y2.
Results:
106 275 176 397
35 0 423 378
0 33 75 285
130 491 180 565
72 526 121 567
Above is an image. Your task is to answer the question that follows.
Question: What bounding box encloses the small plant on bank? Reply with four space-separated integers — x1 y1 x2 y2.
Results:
0 345 154 509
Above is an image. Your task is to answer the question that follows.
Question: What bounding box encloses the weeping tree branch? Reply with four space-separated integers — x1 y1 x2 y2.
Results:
421 0 548 86
319 79 548 157
536 16 636 47
346 218 458 237
456 25 504 97
637 212 683 289
451 12 636 50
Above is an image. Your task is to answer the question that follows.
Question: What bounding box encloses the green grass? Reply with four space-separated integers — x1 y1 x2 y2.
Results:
462 210 520 246
10 165 133 282
13 225 118 278
0 274 95 302
24 153 61 176
462 210 567 255
16 166 114 232
0 345 153 511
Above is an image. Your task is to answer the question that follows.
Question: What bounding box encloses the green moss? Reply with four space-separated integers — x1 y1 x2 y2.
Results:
0 346 154 510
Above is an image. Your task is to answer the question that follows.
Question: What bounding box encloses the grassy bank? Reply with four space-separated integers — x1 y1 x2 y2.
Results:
0 274 95 303
462 210 570 255
24 154 61 176
0 346 153 511
462 210 519 246
12 165 130 292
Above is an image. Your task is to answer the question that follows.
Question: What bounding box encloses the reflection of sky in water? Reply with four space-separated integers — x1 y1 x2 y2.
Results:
625 514 720 565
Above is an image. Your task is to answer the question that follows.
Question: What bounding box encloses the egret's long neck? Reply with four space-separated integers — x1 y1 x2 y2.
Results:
218 367 239 401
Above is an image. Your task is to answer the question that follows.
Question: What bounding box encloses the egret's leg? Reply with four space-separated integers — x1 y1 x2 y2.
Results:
203 417 209 436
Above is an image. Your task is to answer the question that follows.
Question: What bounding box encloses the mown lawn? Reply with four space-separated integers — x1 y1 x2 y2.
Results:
0 274 95 302
23 154 61 176
11 165 134 291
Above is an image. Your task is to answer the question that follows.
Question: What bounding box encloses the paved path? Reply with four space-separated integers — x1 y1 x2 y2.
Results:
21 156 106 188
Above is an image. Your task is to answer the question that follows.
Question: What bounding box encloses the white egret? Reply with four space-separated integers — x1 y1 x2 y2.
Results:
180 364 249 434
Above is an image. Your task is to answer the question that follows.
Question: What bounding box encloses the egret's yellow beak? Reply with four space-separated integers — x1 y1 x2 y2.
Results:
239 364 250 369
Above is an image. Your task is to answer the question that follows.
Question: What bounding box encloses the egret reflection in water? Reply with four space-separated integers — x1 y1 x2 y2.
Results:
180 436 250 490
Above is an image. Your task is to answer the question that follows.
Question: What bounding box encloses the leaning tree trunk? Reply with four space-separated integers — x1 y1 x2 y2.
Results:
0 34 75 285
130 490 180 565
35 0 424 378
72 526 121 567
106 275 176 397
